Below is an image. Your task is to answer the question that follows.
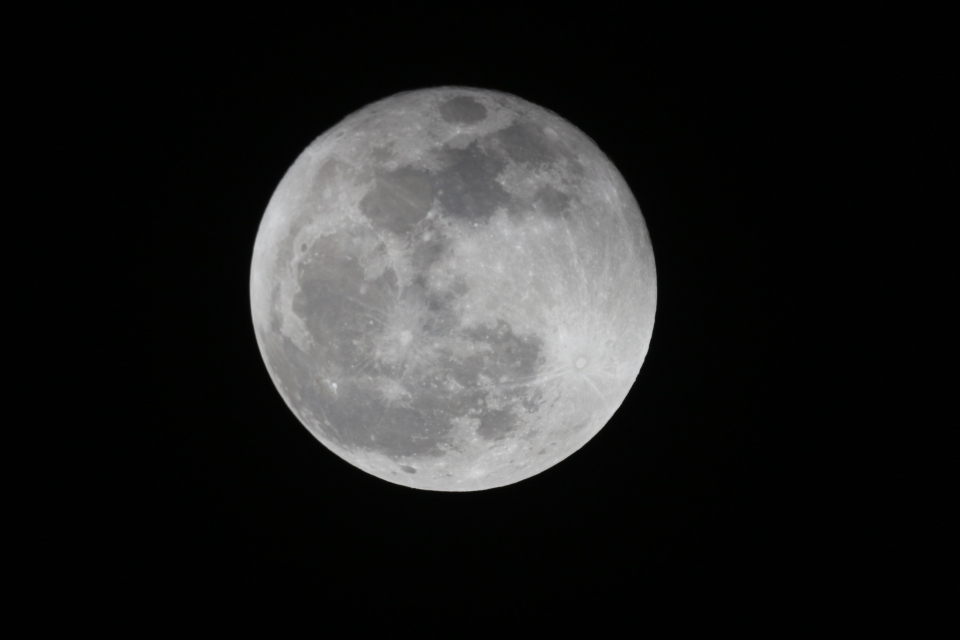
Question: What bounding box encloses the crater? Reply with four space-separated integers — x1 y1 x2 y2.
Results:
439 96 487 125
400 465 417 474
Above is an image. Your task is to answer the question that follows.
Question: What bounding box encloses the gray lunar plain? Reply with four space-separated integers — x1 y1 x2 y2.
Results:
250 87 657 490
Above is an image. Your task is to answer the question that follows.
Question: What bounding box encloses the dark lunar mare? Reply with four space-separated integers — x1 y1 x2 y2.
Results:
265 225 548 460
495 121 560 166
434 143 512 222
359 166 435 235
361 113 582 230
438 96 488 124
533 184 571 219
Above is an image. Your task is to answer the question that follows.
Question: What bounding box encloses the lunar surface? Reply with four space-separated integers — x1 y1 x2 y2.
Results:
250 87 656 491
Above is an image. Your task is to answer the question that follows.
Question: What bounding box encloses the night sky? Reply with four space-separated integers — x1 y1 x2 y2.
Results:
15 6 952 628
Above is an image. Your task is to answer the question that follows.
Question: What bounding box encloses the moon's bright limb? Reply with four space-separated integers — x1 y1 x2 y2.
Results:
250 87 656 491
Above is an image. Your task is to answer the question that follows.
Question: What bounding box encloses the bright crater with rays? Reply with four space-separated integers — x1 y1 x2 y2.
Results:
250 87 656 490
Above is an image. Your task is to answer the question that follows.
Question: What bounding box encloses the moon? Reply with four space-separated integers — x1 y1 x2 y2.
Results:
250 87 656 491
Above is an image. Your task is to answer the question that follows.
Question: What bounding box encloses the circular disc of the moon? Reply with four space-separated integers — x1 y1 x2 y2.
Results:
250 87 656 491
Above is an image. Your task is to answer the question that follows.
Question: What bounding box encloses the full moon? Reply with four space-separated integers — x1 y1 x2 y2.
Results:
250 87 656 491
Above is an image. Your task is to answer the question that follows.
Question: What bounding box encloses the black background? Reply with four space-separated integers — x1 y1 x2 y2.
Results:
15 5 954 630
